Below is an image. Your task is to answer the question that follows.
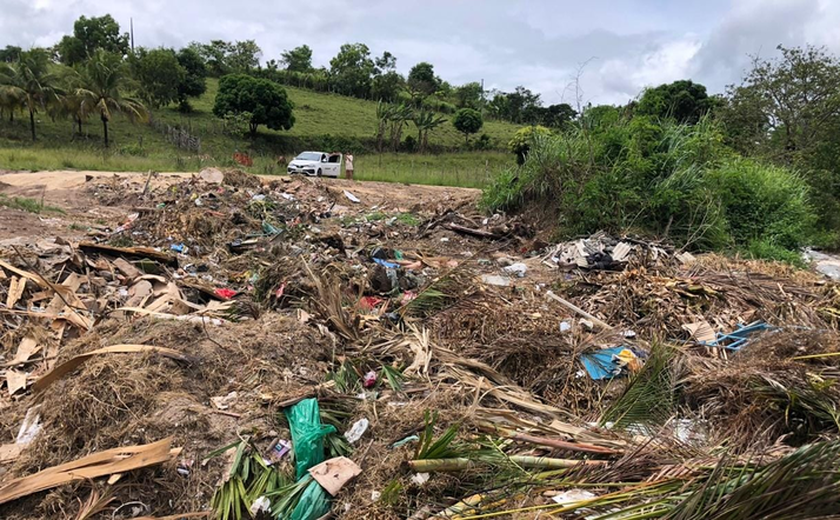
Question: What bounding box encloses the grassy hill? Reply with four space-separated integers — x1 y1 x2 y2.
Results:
0 79 520 187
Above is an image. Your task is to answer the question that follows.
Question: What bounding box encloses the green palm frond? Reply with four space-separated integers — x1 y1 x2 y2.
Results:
600 343 679 432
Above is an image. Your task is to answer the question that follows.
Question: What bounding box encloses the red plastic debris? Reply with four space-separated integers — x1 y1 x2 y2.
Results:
214 288 237 300
363 370 377 388
359 296 384 310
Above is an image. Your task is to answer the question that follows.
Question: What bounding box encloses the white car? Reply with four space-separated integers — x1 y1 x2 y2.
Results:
287 151 342 177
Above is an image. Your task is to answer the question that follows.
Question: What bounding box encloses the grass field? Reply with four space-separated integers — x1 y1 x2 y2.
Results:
0 78 520 188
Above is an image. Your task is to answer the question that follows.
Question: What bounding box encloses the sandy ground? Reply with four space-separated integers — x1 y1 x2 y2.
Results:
0 169 480 241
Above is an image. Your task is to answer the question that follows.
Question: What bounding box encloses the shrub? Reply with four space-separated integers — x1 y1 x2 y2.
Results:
507 125 552 165
484 116 817 254
705 159 815 249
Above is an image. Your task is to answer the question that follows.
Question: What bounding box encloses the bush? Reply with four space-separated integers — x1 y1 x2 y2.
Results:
705 159 815 249
507 125 552 165
402 135 417 152
743 239 807 267
484 116 818 254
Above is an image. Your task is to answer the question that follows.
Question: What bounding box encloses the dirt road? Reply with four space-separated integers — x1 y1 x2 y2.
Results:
0 169 480 241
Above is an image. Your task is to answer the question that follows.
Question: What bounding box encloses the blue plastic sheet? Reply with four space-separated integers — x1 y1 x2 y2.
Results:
373 257 400 269
580 347 629 380
702 321 775 351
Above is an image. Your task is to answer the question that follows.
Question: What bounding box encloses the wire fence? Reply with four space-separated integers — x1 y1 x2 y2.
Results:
148 116 202 153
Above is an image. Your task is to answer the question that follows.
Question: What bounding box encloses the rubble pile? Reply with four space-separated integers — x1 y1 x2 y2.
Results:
2 170 840 519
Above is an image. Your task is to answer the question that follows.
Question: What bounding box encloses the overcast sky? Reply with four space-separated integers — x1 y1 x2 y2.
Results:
2 0 840 105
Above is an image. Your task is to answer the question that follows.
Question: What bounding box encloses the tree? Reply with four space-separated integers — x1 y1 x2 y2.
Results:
57 14 129 65
329 43 375 98
407 62 439 103
73 50 147 147
213 74 294 137
281 45 313 72
722 45 840 160
636 79 714 123
191 40 231 77
413 109 447 152
455 82 483 109
542 103 577 129
370 51 402 102
452 108 483 144
228 40 261 73
0 45 22 63
371 71 404 102
0 49 62 141
176 47 207 111
131 48 185 108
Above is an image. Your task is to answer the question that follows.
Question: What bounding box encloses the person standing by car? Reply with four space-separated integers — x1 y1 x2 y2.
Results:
344 152 354 180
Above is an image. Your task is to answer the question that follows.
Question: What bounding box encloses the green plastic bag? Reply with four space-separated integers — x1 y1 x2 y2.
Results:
285 398 336 480
290 478 332 520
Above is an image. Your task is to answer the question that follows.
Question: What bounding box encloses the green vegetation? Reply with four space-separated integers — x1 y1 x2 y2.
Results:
0 193 64 214
354 152 507 188
0 75 518 179
0 13 520 186
484 116 817 255
213 74 295 136
452 108 483 144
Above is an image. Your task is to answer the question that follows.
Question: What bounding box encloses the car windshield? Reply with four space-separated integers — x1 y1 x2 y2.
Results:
296 152 322 161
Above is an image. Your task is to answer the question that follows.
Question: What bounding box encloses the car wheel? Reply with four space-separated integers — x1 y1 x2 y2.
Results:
317 169 322 177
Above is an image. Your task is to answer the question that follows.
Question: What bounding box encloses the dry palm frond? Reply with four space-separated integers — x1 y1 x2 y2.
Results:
304 262 361 342
73 483 116 520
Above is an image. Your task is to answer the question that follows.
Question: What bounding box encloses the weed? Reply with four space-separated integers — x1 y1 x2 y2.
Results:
0 194 65 214
396 212 420 226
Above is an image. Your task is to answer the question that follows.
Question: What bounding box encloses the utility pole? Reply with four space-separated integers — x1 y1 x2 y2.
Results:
130 18 135 52
480 79 485 118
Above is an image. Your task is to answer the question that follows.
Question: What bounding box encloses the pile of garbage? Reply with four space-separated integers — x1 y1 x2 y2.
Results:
3 170 840 519
542 231 696 270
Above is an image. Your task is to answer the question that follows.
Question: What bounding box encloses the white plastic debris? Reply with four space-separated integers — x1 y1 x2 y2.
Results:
411 472 430 485
371 491 381 501
16 406 41 444
250 496 271 515
560 321 572 333
503 262 528 277
343 190 361 203
551 489 596 505
344 418 370 444
480 274 511 287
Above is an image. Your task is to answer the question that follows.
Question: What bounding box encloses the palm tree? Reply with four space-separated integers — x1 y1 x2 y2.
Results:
74 50 147 147
0 72 22 122
0 50 62 141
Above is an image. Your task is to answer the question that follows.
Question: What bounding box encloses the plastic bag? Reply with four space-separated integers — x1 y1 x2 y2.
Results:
290 478 331 520
285 398 336 480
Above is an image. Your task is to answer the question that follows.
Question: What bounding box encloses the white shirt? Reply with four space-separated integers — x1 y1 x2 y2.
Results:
345 154 354 170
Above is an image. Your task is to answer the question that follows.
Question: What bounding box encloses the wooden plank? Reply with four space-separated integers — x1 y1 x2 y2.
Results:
79 241 177 267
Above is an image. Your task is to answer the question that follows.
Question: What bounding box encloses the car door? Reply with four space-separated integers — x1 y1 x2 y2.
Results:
326 154 341 177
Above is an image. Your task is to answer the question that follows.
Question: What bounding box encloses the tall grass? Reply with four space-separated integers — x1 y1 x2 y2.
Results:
482 116 817 253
